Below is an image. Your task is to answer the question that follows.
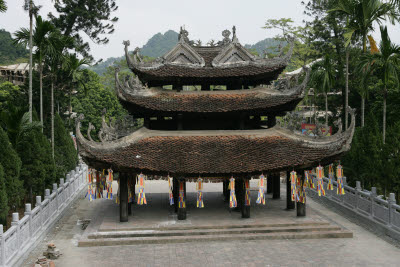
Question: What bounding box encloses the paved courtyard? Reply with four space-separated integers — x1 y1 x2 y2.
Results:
23 180 400 266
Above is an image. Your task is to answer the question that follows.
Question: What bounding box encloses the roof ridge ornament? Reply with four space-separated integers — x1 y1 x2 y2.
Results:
232 26 239 43
178 26 191 44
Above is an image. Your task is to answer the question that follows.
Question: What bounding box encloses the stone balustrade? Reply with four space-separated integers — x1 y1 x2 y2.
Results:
0 164 88 267
307 175 400 241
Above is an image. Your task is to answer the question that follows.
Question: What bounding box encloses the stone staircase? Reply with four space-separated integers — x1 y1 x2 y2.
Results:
78 221 352 247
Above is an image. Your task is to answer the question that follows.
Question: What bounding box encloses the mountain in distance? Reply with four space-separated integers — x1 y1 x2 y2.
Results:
89 30 281 75
0 29 28 65
244 38 285 57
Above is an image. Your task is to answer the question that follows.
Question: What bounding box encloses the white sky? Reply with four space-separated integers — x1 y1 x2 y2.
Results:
1 0 400 61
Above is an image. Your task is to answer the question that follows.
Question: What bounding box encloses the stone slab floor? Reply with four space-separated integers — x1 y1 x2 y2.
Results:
23 180 400 267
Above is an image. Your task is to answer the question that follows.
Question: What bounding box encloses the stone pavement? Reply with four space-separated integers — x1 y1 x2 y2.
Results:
23 180 400 267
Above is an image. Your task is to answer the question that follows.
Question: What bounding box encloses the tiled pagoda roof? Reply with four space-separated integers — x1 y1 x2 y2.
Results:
123 27 294 86
115 67 310 116
76 109 355 175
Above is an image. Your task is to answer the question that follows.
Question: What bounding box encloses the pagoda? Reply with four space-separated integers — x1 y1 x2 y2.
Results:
76 27 355 222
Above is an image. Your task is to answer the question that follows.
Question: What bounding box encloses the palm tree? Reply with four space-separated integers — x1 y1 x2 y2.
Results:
0 0 7 12
14 16 57 127
358 26 400 143
331 0 397 127
44 32 74 158
310 55 336 127
63 54 90 113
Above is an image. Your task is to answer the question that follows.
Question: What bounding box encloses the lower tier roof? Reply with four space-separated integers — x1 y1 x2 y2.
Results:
76 109 355 176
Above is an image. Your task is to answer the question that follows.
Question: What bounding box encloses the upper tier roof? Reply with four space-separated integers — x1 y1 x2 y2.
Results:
76 108 355 175
114 67 310 116
124 27 294 86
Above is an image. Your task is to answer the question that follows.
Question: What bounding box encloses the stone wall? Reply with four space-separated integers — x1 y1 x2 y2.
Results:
0 164 88 267
307 176 400 241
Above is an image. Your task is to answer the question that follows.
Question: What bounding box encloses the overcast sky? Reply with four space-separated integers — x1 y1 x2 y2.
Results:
1 0 400 61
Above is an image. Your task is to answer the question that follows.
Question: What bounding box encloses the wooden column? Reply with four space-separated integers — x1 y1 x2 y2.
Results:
267 174 273 194
177 179 187 220
177 114 183 130
272 173 280 199
241 179 250 218
173 177 178 213
267 115 276 128
297 174 306 216
119 173 129 222
223 180 229 201
286 171 295 210
128 174 133 216
234 177 242 211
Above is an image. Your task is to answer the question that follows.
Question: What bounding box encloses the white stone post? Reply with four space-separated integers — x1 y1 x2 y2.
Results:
0 224 5 266
24 204 32 240
53 183 58 211
60 178 65 204
11 213 19 249
370 187 377 218
355 181 361 210
388 193 396 227
45 189 50 200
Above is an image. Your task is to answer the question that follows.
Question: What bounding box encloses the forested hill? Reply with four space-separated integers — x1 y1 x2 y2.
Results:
0 29 28 65
90 30 280 75
244 38 285 57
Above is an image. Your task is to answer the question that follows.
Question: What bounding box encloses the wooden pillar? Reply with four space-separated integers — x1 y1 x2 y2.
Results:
267 115 276 128
239 113 246 130
297 174 306 216
201 83 210 91
241 179 250 218
144 117 150 128
223 180 229 201
286 171 295 210
177 114 183 130
177 179 187 220
235 177 243 211
128 175 132 216
272 173 280 199
267 174 273 194
119 173 129 222
173 177 178 213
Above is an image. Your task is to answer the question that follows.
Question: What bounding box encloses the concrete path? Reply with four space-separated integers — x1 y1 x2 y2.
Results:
23 180 400 267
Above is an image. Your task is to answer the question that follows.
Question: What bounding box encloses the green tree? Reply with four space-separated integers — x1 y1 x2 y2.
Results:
54 113 78 178
310 54 336 126
0 0 6 12
0 126 23 210
331 0 398 127
343 112 382 189
0 82 22 111
14 16 60 127
358 26 400 143
49 0 118 60
0 164 8 226
16 113 55 202
71 70 127 139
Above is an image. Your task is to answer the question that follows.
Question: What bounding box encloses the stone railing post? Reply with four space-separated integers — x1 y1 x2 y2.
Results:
370 187 377 218
60 178 65 204
53 183 58 211
0 224 5 266
341 177 347 204
35 196 43 232
66 173 72 200
11 213 19 249
355 181 361 210
24 204 32 240
45 189 50 200
388 193 396 227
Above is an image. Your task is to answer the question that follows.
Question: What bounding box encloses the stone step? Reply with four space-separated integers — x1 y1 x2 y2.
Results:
98 221 330 232
79 229 353 247
88 225 342 239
